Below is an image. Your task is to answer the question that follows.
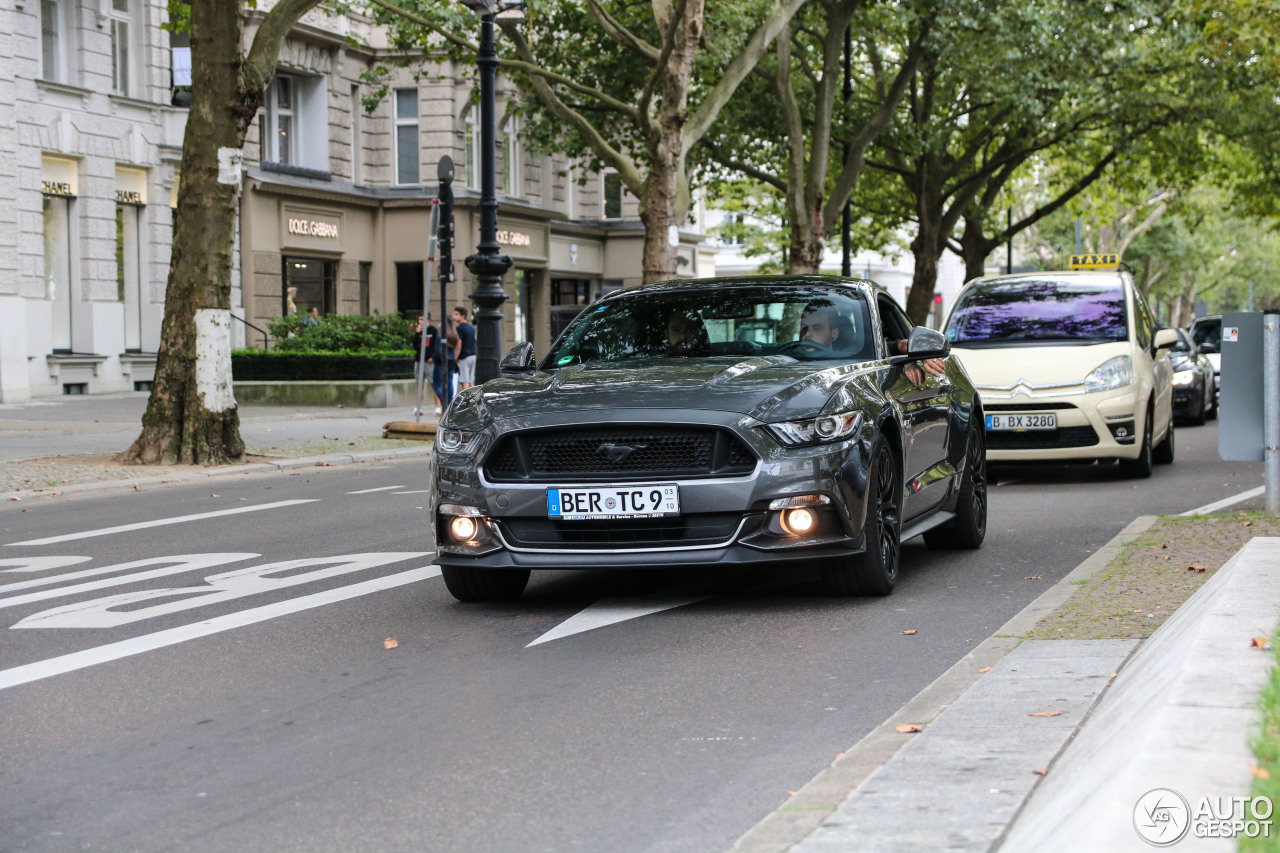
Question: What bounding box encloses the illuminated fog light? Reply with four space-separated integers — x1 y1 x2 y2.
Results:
450 515 479 541
783 507 817 535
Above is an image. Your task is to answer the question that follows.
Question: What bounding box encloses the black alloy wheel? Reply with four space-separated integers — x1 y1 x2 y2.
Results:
924 420 987 549
823 439 901 596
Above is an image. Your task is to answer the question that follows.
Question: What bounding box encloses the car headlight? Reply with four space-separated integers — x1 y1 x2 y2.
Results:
1172 368 1197 386
767 412 863 447
436 428 484 454
1084 355 1133 393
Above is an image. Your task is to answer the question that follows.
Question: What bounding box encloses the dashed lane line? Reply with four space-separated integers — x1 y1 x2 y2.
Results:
5 500 320 547
346 486 407 494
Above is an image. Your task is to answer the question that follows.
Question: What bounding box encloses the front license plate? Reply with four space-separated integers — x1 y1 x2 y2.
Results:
986 413 1057 431
547 485 680 520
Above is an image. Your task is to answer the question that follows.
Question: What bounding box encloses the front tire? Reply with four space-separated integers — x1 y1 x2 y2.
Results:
924 420 987 549
1118 407 1153 479
823 440 901 596
1154 416 1175 464
441 566 531 602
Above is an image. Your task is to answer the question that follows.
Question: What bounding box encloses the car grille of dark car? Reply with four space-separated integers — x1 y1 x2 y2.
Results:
497 513 744 550
987 426 1100 450
483 426 757 482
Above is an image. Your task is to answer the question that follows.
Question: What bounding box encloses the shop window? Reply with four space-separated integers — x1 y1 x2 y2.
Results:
359 261 372 316
116 204 143 350
283 257 336 317
395 261 424 319
109 0 137 97
41 0 70 83
503 116 520 197
512 269 530 346
262 74 327 171
549 277 594 341
603 171 622 220
394 88 419 186
43 195 73 351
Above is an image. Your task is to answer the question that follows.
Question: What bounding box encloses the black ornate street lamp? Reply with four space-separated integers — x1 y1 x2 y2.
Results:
459 0 521 384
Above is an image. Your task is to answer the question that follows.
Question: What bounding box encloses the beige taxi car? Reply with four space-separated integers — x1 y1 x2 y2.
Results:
941 263 1176 478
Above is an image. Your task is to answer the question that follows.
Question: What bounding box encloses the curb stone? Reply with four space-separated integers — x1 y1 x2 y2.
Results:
728 514 1160 853
1 445 434 500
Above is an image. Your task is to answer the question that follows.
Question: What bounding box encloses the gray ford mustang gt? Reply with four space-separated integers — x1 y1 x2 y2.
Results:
427 275 986 601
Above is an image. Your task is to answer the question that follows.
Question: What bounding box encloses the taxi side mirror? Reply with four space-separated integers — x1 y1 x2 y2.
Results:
1154 328 1179 351
500 341 537 374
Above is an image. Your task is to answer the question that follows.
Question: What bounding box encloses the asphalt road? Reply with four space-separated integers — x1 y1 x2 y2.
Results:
0 421 1263 853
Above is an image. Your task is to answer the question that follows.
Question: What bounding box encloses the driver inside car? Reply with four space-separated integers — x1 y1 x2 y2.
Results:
799 303 858 352
666 308 710 356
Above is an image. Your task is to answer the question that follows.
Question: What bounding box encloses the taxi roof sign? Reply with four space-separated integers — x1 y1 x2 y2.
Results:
1069 253 1120 269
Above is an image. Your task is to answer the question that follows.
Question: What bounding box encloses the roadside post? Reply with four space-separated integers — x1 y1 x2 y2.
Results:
413 200 441 424
1218 310 1278 513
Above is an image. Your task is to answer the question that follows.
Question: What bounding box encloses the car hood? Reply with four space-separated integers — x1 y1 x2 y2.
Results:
450 357 878 426
950 341 1131 387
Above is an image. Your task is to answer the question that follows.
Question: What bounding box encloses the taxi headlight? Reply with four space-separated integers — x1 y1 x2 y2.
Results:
767 412 863 447
1084 355 1133 393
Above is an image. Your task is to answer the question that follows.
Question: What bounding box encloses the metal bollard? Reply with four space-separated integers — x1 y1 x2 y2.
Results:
1267 310 1279 514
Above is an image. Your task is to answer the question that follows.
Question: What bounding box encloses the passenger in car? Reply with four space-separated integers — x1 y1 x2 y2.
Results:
666 309 710 356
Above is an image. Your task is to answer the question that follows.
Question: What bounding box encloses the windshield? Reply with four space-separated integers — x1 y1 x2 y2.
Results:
1173 329 1194 353
944 278 1128 345
542 285 875 368
1190 319 1221 349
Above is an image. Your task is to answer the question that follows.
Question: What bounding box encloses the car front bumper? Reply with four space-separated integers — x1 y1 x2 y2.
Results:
428 409 876 570
981 386 1148 463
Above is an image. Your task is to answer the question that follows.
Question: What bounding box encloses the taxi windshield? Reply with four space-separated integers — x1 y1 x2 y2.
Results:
543 286 874 368
944 278 1128 346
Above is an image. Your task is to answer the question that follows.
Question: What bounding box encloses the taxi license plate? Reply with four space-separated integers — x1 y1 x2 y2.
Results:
548 485 680 520
986 413 1057 431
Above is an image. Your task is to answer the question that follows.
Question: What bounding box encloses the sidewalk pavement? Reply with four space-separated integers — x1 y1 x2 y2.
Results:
0 392 434 495
4 395 1277 851
735 518 1280 853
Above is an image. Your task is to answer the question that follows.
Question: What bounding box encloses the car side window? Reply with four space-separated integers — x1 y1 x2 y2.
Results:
877 296 912 354
1133 291 1156 351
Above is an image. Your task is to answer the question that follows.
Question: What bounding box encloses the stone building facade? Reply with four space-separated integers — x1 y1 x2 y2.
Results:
0 3 713 402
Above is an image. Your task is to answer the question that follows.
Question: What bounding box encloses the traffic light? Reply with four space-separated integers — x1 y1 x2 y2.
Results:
437 157 455 286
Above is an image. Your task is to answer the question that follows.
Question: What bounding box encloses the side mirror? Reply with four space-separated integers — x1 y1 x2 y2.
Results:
499 341 536 374
1154 328 1179 351
1197 342 1219 354
905 326 950 359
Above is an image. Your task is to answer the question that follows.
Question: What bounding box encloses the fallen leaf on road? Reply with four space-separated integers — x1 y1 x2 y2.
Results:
1032 769 1047 776
1110 673 1118 678
133 485 146 492
1025 574 1043 580
1251 637 1272 649
1251 764 1271 780
902 629 918 635
1029 711 1063 717
1187 564 1206 573
210 494 219 498
1242 521 1253 527
336 404 345 409
979 666 992 673
788 791 798 796
239 498 247 501
896 724 923 733
7 497 19 502
1161 544 1168 549
383 638 398 649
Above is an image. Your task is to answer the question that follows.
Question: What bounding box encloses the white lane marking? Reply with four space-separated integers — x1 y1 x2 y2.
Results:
0 566 440 691
346 486 406 494
391 490 431 495
1181 485 1266 516
15 552 430 630
0 554 259 609
0 557 92 574
5 500 320 547
527 593 714 647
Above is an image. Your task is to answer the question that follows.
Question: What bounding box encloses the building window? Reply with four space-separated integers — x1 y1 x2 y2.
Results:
116 204 143 350
267 76 296 165
603 171 622 220
284 258 336 317
109 0 135 96
359 261 372 316
350 84 362 185
44 195 73 351
503 116 520 197
41 0 68 83
170 29 192 105
464 113 480 188
394 88 419 186
259 74 327 171
720 212 744 246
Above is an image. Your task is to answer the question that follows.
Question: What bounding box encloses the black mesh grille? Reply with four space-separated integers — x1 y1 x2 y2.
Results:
484 426 756 482
499 513 743 549
988 426 1100 450
984 402 1078 412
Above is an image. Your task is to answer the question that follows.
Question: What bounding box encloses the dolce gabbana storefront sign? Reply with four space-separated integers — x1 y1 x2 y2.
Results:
280 204 344 253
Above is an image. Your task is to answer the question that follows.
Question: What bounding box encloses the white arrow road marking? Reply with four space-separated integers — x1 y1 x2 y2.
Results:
1182 485 1266 516
0 557 92 573
14 552 430 630
0 566 440 691
346 486 406 494
5 500 320 547
527 592 715 647
0 554 259 609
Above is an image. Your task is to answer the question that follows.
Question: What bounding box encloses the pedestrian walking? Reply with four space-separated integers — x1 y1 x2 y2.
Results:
453 306 476 390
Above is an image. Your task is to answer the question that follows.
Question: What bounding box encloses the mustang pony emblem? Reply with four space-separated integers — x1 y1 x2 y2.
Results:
596 443 646 463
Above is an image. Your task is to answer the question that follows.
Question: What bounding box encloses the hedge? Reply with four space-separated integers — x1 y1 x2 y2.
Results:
231 349 418 381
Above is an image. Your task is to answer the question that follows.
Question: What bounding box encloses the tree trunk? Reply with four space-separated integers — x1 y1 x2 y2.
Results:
126 0 320 464
905 177 946 326
959 213 999 283
640 148 680 282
